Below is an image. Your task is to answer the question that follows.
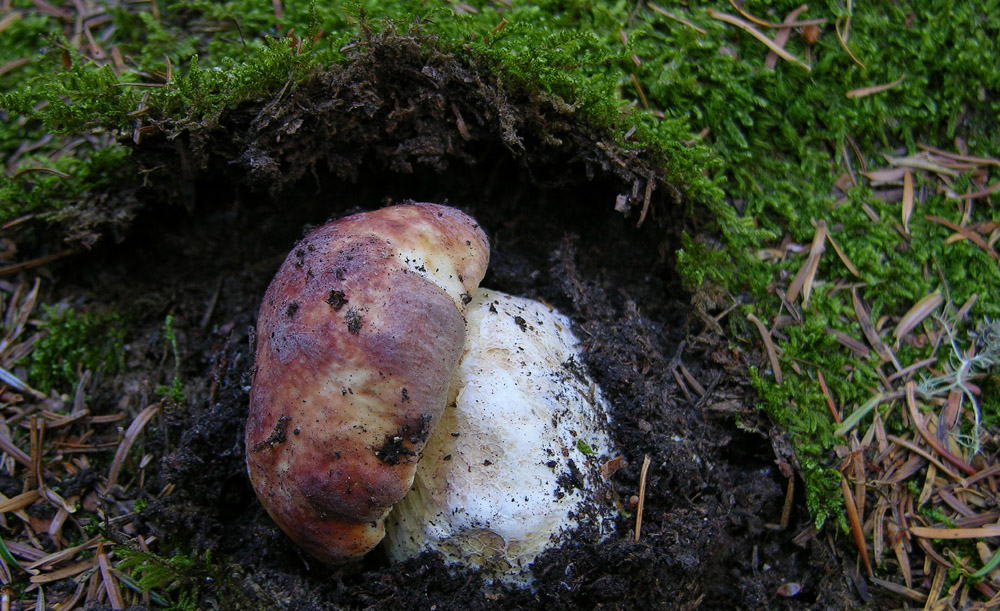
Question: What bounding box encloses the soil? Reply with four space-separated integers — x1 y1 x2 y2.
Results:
32 26 865 611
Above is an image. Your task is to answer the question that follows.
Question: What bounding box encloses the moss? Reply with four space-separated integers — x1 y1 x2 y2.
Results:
1 0 998 535
154 314 185 404
26 305 126 393
0 0 721 227
116 547 218 610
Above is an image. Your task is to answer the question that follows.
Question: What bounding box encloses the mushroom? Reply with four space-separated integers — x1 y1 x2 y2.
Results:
384 289 615 580
245 203 489 565
246 203 614 574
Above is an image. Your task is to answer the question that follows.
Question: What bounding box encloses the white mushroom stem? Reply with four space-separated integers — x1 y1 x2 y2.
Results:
384 289 616 580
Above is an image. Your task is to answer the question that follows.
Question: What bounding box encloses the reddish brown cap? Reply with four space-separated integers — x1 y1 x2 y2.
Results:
245 203 489 564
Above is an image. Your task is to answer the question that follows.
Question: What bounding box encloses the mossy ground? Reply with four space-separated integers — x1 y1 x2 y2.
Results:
0 0 998 608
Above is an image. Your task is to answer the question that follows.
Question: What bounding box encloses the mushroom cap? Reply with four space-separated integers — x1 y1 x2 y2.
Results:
245 203 489 565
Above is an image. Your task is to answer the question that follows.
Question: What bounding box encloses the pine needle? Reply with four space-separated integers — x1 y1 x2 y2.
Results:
707 9 811 71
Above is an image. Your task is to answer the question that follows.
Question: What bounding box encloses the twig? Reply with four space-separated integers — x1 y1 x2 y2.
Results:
707 9 811 71
817 370 840 423
636 171 654 228
104 402 163 491
893 292 942 350
634 454 651 542
834 15 865 69
926 215 999 261
765 5 810 70
97 543 124 609
746 312 782 384
825 229 860 277
841 472 874 578
905 381 976 475
629 73 649 111
910 525 1000 540
846 75 906 99
779 476 794 529
916 144 1000 168
0 251 73 277
887 435 963 482
951 180 1000 201
786 219 826 306
646 2 706 35
851 288 900 369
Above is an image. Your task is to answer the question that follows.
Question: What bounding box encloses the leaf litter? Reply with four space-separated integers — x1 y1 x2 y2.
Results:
768 141 1000 606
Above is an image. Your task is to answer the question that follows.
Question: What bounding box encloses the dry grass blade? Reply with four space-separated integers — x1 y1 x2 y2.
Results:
834 15 865 69
104 402 162 491
885 153 959 177
824 229 860 277
910 526 1000 540
26 537 99 570
951 180 1000 201
916 143 1000 168
901 170 914 235
0 57 29 78
0 367 44 400
938 489 975 518
893 536 912 589
780 477 794 529
746 312 783 384
28 415 43 493
706 9 811 70
872 500 887 568
817 370 841 423
845 75 906 99
634 454 651 542
871 577 928 602
0 11 23 35
57 582 85 611
0 490 38 514
786 220 826 306
887 357 938 383
29 556 97 584
764 5 809 70
39 485 75 514
918 462 937 508
678 363 706 397
0 431 31 468
851 288 899 368
826 328 871 357
636 170 654 228
905 381 976 476
893 291 942 350
646 2 707 34
887 435 963 482
727 0 777 27
926 565 947 608
97 544 124 609
926 215 1000 261
629 73 650 111
840 472 874 578
862 167 907 184
0 250 73 277
966 464 1000 488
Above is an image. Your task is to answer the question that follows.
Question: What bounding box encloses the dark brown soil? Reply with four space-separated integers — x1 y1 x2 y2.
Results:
37 26 864 611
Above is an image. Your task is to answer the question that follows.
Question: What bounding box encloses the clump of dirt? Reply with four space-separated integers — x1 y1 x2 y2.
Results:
36 26 861 610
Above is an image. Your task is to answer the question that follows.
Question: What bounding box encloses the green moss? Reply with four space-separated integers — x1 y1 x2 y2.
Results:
1 0 998 536
154 314 185 404
116 548 217 610
26 305 126 393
